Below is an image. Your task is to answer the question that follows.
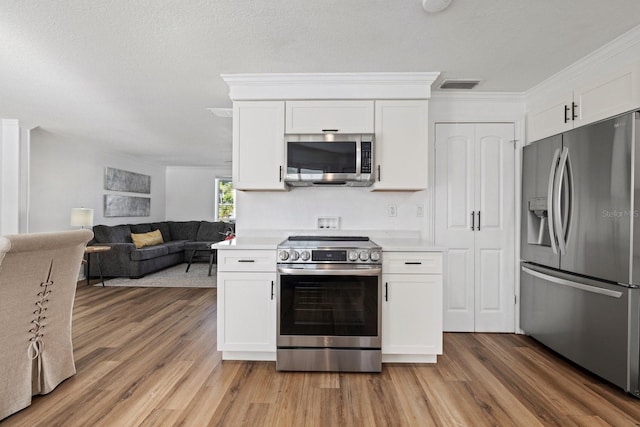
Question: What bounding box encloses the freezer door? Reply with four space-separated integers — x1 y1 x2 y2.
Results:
561 113 633 284
521 134 562 269
520 262 631 391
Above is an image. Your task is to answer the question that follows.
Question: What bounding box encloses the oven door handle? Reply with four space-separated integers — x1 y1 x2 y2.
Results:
277 267 382 276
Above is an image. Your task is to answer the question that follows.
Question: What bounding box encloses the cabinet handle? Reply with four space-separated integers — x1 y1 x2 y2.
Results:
238 259 255 263
404 262 422 265
322 129 339 132
471 211 475 231
564 105 570 123
377 165 381 181
477 211 481 231
385 282 388 301
279 166 283 182
271 281 274 300
571 102 578 120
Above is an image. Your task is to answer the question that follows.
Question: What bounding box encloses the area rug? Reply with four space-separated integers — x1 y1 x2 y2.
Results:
98 263 216 288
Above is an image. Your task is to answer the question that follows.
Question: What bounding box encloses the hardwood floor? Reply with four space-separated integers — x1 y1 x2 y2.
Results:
3 284 640 426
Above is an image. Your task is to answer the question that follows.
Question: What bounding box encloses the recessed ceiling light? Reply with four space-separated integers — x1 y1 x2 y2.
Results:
206 108 233 118
422 0 452 13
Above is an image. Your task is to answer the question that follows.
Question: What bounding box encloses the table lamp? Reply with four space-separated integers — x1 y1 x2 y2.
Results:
70 207 94 229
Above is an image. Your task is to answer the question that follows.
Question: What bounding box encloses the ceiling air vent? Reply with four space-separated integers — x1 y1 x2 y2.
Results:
439 79 481 90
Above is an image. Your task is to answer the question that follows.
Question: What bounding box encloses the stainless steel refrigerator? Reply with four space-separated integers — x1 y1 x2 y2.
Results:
521 110 640 396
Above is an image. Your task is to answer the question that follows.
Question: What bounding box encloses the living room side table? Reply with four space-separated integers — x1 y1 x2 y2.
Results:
85 245 111 286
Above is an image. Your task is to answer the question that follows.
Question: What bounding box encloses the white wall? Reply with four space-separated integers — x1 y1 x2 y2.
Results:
0 119 20 235
165 166 230 221
236 187 428 237
29 129 167 232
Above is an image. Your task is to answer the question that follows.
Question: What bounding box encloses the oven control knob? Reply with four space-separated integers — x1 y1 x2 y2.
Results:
279 250 290 261
290 250 300 261
370 251 381 262
348 251 359 261
359 251 370 261
300 250 311 261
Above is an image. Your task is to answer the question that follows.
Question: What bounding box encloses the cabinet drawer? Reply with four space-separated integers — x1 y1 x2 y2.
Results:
383 252 442 274
285 100 374 134
217 250 277 272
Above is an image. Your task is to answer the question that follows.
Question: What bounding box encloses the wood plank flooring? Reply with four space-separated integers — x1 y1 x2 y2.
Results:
3 283 640 426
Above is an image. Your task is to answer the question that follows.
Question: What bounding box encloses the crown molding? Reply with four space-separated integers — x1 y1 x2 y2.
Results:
221 72 441 101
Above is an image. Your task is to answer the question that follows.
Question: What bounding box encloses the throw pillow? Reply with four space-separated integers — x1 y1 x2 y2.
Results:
131 229 164 249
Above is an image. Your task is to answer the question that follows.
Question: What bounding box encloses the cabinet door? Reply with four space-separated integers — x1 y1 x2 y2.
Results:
434 124 476 331
435 123 515 333
382 274 442 355
232 101 286 190
574 64 640 129
526 92 573 142
217 272 276 352
373 100 429 190
473 124 515 332
285 100 374 134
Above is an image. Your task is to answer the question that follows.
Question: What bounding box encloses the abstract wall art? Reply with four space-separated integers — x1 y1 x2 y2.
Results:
104 167 151 194
103 195 151 217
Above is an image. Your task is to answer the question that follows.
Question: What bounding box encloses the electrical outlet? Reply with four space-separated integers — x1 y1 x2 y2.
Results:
317 216 340 229
416 205 424 217
387 205 397 217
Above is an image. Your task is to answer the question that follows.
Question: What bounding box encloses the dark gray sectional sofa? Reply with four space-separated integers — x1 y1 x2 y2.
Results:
88 220 234 279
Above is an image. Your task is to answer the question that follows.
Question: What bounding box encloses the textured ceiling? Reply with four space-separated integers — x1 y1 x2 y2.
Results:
1 0 640 167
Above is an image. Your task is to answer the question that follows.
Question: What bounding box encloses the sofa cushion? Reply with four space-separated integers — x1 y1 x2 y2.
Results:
195 221 227 242
130 245 169 261
130 223 152 234
167 221 200 241
131 230 164 249
151 222 172 241
163 240 186 254
93 224 132 244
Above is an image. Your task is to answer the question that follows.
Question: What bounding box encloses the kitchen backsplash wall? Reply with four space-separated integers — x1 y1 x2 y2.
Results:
235 188 429 238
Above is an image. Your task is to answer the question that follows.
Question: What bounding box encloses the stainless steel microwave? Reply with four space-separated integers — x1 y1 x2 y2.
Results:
284 134 374 187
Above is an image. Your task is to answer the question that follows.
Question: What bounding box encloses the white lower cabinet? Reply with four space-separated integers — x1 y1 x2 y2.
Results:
217 249 276 361
382 251 443 363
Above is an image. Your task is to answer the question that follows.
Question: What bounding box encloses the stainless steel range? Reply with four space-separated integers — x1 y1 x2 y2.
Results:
276 236 382 372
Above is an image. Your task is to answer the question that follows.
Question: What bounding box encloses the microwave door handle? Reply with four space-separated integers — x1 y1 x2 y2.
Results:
554 147 569 255
547 148 561 255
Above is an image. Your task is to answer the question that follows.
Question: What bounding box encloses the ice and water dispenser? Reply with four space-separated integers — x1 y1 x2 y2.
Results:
526 197 551 246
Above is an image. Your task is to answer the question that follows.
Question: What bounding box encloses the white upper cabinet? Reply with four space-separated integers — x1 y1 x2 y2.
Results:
285 100 374 134
527 64 640 142
232 101 286 191
373 100 429 191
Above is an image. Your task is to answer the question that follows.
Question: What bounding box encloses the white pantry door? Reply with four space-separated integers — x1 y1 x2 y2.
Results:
435 123 515 332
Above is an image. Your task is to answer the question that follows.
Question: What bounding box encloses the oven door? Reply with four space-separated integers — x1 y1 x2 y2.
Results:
277 264 382 349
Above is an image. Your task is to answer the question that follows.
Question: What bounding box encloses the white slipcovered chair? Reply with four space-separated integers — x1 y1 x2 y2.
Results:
0 229 93 420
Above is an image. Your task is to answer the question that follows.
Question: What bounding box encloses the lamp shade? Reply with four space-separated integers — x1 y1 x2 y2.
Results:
70 208 94 227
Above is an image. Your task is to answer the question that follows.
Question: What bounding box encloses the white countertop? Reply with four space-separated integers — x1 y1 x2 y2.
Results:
213 236 283 250
373 237 447 252
214 235 446 252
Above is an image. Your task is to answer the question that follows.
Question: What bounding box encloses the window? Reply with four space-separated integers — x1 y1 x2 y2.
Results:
215 178 235 222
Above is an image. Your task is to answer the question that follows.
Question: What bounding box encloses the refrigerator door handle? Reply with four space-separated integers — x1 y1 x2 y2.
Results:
521 266 623 298
547 148 561 255
564 151 574 249
554 147 570 255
